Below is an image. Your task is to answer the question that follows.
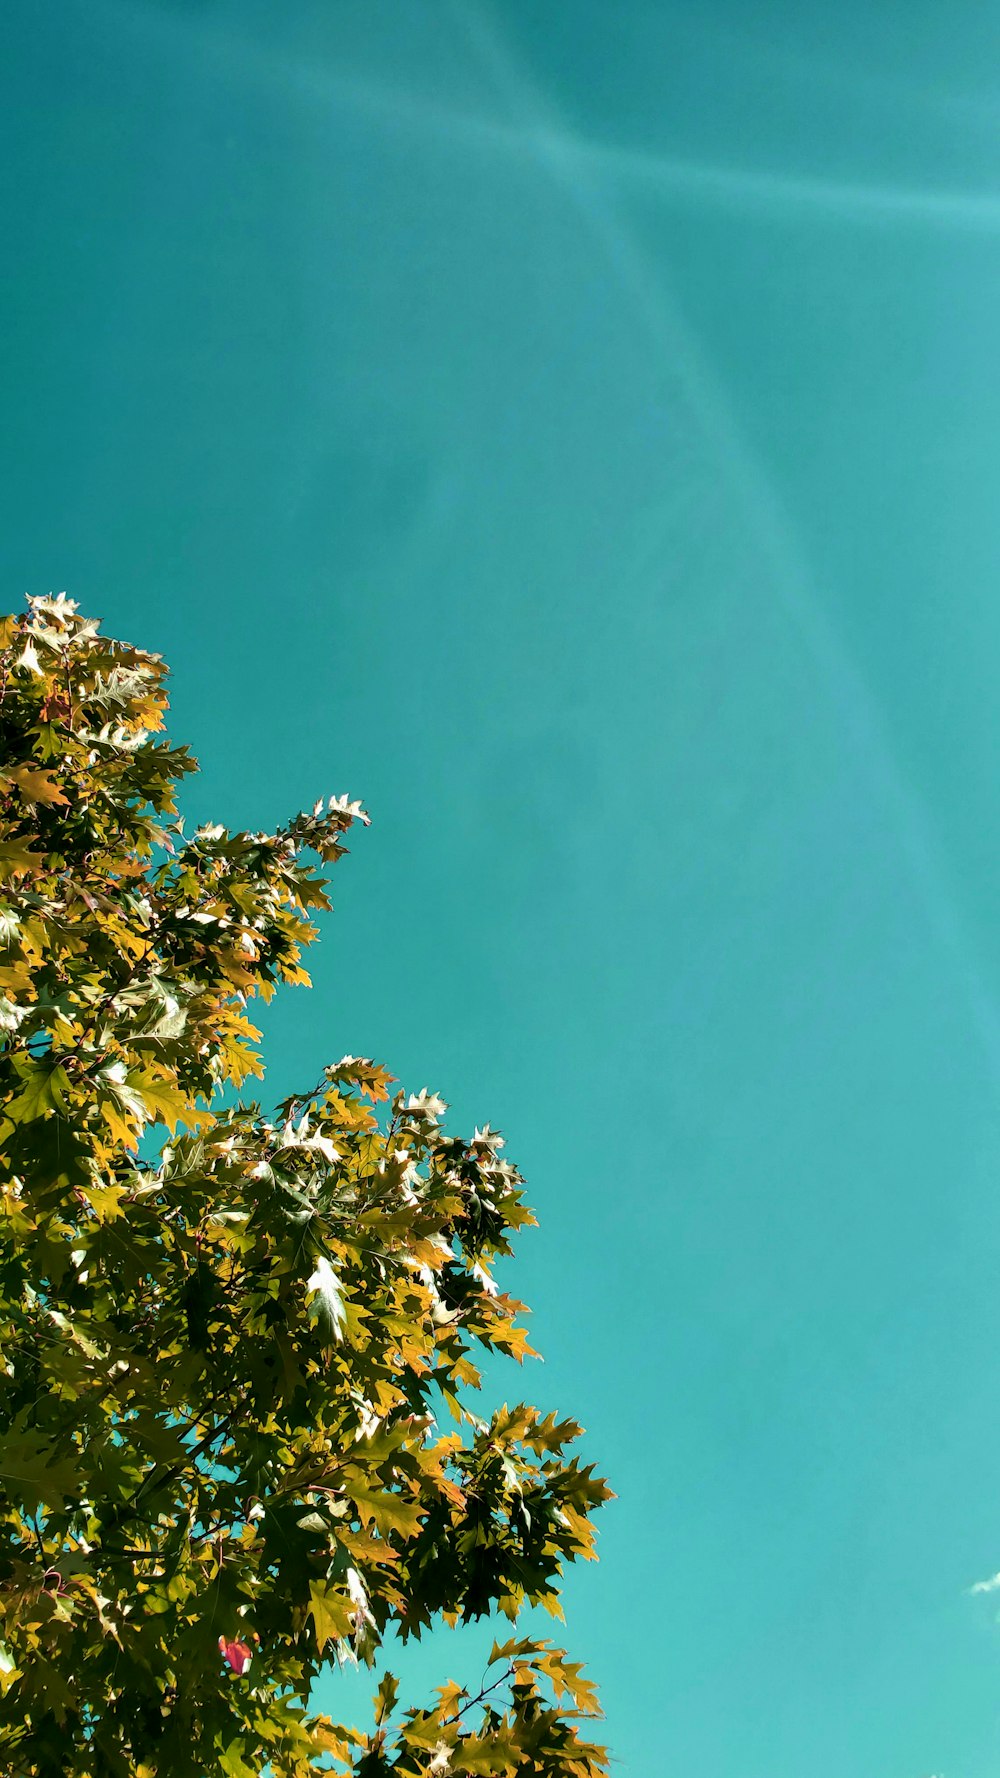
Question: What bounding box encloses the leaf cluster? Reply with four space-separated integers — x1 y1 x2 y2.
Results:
0 599 611 1777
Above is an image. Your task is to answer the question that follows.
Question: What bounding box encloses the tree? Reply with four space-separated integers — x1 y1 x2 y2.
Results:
0 595 611 1777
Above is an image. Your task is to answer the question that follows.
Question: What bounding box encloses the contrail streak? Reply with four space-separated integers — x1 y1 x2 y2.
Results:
446 0 1000 1079
93 0 1000 1073
100 0 1000 240
592 136 1000 234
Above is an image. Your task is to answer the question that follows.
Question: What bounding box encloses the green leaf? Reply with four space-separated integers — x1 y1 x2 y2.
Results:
0 1427 80 1512
452 1735 512 1775
4 1058 71 1125
374 1671 399 1725
217 1740 256 1778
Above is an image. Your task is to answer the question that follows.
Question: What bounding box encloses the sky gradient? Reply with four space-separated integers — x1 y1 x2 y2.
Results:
5 3 1000 1772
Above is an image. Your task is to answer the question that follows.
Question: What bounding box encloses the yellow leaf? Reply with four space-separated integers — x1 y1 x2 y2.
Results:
0 838 45 882
310 1718 360 1761
98 1091 142 1150
83 1182 127 1222
435 1680 466 1716
343 1477 423 1540
2 764 68 809
125 1070 211 1134
308 1581 353 1653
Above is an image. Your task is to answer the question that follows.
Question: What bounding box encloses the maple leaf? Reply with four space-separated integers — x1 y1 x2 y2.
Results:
343 1477 424 1540
308 1582 353 1653
0 836 45 880
4 1058 71 1125
374 1671 400 1724
82 1181 128 1222
1 764 69 808
306 1252 347 1345
126 1068 210 1134
0 1427 80 1512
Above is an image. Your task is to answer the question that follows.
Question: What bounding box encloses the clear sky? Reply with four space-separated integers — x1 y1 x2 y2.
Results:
5 2 1000 1772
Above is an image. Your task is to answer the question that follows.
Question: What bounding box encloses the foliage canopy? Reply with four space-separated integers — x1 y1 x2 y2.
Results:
0 597 611 1777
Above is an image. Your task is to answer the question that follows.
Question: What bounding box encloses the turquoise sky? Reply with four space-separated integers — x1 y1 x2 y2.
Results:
6 2 1000 1772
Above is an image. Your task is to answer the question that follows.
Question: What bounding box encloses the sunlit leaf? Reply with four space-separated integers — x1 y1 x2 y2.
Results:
306 1253 346 1345
308 1582 353 1653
